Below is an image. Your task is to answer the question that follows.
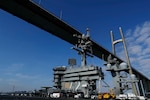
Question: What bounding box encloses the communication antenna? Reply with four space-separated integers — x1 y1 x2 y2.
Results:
12 85 15 92
38 0 41 5
72 28 93 67
60 10 63 20
68 58 76 68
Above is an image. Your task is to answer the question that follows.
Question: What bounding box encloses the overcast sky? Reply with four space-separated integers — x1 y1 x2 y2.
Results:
0 0 150 92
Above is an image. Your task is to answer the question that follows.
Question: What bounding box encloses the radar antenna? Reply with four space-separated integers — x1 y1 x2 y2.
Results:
72 28 93 67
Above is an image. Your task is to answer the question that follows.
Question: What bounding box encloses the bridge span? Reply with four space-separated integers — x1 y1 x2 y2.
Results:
0 0 150 95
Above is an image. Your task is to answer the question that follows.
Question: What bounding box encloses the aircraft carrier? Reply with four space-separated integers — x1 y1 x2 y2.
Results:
1 29 149 100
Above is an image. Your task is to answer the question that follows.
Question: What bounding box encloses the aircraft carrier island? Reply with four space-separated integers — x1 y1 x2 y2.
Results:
52 30 104 99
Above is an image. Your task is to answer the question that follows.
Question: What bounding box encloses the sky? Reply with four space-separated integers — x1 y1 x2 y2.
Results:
0 0 150 92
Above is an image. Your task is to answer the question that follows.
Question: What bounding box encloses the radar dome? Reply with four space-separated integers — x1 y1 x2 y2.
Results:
120 62 127 69
131 74 136 80
107 63 111 69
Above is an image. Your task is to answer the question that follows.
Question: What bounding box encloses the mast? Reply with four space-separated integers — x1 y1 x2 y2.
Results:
119 27 138 95
72 28 93 67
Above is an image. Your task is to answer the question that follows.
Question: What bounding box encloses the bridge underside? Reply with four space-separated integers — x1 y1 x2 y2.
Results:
0 0 150 95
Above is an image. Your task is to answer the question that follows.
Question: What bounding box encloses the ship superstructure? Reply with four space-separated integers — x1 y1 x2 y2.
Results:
53 29 104 98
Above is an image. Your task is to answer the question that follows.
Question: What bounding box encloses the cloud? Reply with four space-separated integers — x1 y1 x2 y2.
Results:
4 63 24 73
117 21 150 78
0 78 3 82
0 72 50 92
15 73 38 79
7 79 18 86
0 63 51 92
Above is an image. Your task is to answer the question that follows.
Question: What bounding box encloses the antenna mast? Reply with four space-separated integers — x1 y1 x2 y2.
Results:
72 28 93 67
